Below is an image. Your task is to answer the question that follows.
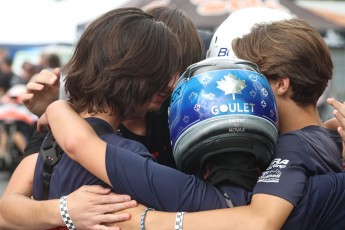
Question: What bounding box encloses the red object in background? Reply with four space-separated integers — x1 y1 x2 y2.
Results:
0 84 37 125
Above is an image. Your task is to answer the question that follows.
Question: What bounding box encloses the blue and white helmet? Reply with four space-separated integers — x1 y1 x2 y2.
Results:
169 57 278 174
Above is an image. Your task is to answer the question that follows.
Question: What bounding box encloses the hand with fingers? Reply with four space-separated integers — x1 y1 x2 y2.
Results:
108 204 148 230
327 98 345 159
21 68 61 117
66 185 138 230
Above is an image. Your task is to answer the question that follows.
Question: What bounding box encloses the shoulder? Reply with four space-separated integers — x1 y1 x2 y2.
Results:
103 133 153 157
277 126 336 150
276 131 307 152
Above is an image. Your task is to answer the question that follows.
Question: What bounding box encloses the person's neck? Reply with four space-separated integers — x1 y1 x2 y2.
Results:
122 116 147 136
278 101 323 134
79 110 121 131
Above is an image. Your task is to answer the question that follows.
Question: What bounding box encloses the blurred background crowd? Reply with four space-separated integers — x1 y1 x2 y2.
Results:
0 0 344 174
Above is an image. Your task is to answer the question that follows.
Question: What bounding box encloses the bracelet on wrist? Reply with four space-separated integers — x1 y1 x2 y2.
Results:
140 207 155 230
175 212 186 230
59 196 77 230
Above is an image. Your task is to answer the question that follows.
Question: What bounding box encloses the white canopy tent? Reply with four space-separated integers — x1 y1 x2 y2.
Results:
0 0 130 74
0 0 130 45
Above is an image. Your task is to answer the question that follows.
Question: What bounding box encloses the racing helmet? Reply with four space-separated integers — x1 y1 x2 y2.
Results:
169 57 278 174
207 7 294 58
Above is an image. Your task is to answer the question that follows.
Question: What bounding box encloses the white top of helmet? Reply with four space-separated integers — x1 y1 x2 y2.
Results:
207 7 294 59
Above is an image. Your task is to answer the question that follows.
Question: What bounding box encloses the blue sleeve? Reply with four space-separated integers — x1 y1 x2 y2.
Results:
282 171 345 230
105 144 227 212
254 128 343 206
254 135 308 205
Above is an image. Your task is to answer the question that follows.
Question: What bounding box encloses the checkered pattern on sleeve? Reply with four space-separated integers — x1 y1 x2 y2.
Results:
59 196 77 230
175 212 186 230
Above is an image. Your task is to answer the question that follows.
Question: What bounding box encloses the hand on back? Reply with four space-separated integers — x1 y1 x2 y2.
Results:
67 185 137 229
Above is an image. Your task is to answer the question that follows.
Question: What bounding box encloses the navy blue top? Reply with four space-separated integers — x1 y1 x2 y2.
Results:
32 117 114 199
254 126 343 205
254 126 344 229
284 171 345 230
105 143 235 211
33 119 345 229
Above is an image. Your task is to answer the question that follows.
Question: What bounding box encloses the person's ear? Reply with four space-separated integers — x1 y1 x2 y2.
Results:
275 77 290 96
